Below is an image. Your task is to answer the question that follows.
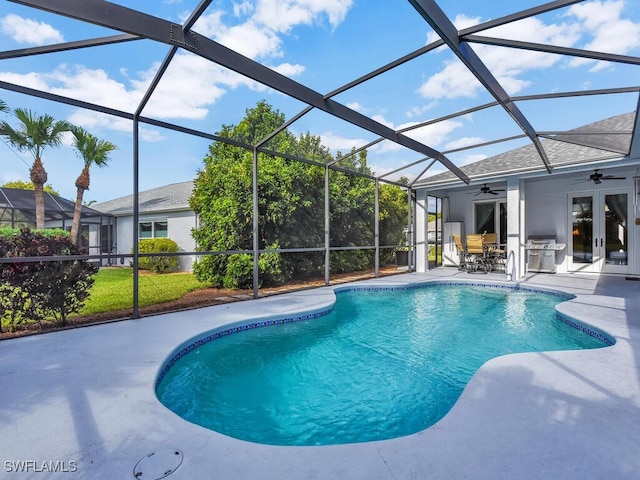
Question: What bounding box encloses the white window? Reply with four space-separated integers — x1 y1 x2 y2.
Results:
474 201 506 243
139 220 168 239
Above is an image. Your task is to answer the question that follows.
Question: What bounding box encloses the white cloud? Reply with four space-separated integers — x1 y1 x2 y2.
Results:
195 0 353 61
0 71 50 91
444 137 484 151
567 0 640 71
271 62 305 77
417 1 639 100
426 14 482 46
403 119 464 148
46 64 143 111
233 1 255 17
0 14 63 45
218 21 284 59
66 110 164 143
418 61 480 99
419 15 577 100
319 131 368 152
346 101 366 112
407 102 436 119
253 0 352 33
366 114 465 154
371 114 395 129
0 1 357 144
139 55 232 119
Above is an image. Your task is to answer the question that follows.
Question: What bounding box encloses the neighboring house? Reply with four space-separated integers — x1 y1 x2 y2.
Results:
91 181 196 271
413 112 640 279
1 187 110 256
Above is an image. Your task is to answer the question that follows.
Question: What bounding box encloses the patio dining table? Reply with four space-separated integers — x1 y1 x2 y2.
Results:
482 241 507 272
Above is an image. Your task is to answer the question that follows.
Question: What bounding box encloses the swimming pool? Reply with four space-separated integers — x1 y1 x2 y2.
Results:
156 282 612 446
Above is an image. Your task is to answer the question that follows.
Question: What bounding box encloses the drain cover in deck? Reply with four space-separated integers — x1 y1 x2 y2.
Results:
133 449 183 479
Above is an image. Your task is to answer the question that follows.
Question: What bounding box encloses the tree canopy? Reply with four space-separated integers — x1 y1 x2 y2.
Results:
0 108 72 229
2 180 59 196
190 100 408 289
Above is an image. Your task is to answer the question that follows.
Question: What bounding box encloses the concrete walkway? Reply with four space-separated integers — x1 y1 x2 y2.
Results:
1 270 639 479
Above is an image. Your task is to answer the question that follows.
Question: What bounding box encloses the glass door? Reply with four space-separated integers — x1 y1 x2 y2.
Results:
474 200 507 243
602 192 629 274
428 196 442 268
570 195 594 271
569 190 630 273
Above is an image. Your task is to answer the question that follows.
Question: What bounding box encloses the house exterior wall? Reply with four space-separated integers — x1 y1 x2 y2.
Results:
417 164 640 278
525 166 638 275
113 210 197 271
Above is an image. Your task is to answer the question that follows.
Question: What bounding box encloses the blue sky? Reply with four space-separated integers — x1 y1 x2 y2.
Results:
1 0 640 203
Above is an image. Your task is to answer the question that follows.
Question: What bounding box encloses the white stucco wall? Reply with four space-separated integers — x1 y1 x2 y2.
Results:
113 210 197 271
525 166 638 275
417 164 640 277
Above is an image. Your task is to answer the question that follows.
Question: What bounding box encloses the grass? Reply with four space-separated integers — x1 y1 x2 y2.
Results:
79 268 203 315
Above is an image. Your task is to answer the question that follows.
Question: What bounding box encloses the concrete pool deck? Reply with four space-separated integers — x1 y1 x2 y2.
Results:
1 269 639 479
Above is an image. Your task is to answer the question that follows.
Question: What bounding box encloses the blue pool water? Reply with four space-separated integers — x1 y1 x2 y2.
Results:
156 284 610 446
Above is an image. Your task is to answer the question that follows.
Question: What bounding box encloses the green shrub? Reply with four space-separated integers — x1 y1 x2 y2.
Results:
223 254 253 289
193 254 226 287
0 227 69 238
135 238 179 273
258 248 284 286
193 244 284 290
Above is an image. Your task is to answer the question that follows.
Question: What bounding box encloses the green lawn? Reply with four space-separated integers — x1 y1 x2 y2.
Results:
79 268 203 315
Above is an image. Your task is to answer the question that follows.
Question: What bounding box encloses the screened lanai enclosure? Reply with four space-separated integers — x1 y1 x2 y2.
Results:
1 0 640 318
0 187 105 230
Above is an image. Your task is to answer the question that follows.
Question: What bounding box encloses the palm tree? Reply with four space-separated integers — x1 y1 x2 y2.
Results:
69 126 117 246
0 99 8 113
0 109 71 229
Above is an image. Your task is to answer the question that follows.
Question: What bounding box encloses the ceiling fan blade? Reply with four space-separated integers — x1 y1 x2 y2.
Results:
602 176 626 180
489 191 499 195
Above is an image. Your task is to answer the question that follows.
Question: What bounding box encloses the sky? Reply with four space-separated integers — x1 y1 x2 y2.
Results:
1 0 640 203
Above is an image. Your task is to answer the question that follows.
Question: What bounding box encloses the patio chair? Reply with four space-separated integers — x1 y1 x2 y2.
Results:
482 233 506 271
465 234 488 273
452 234 467 270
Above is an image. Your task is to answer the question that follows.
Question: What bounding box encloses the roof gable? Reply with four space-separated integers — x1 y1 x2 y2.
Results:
416 112 635 186
92 181 194 216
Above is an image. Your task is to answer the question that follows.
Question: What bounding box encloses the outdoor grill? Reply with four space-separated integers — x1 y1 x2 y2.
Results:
525 235 566 273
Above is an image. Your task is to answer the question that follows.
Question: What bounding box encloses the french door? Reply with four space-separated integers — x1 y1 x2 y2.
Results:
568 189 631 273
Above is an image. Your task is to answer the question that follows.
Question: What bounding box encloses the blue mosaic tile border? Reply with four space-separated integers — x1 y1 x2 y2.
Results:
156 309 333 387
335 280 574 301
156 280 614 387
555 313 615 346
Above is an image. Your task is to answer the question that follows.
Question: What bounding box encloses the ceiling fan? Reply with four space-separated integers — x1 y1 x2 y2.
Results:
469 184 505 196
586 169 626 184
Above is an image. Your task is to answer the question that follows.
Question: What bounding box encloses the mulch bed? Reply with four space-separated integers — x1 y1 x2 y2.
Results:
0 268 405 341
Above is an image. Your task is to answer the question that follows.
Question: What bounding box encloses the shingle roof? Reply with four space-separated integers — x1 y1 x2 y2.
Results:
92 181 194 216
416 112 635 187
